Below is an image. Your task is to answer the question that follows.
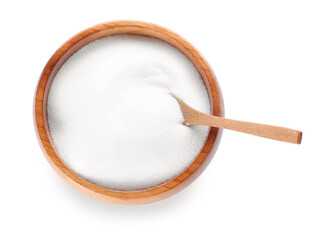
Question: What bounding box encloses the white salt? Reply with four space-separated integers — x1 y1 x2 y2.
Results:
47 35 211 191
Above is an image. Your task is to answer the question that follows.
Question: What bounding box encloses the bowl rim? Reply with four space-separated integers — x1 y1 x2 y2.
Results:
34 20 224 204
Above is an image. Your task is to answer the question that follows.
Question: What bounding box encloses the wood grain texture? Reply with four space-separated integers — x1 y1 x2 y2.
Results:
173 95 302 144
34 20 224 204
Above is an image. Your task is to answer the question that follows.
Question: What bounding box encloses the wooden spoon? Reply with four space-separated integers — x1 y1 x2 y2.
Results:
172 95 302 144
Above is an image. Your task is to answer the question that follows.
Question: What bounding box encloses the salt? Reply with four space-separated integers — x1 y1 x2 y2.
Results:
47 35 211 191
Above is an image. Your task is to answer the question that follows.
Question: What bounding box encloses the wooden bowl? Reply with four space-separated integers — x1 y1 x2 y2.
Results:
34 20 224 204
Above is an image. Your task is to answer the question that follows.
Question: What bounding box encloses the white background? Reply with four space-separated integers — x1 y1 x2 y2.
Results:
0 0 320 239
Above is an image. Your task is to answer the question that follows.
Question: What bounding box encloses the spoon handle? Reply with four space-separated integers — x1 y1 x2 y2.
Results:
173 95 302 144
189 114 302 144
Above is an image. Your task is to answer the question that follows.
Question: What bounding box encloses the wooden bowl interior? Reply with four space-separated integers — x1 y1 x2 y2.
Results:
34 21 224 204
